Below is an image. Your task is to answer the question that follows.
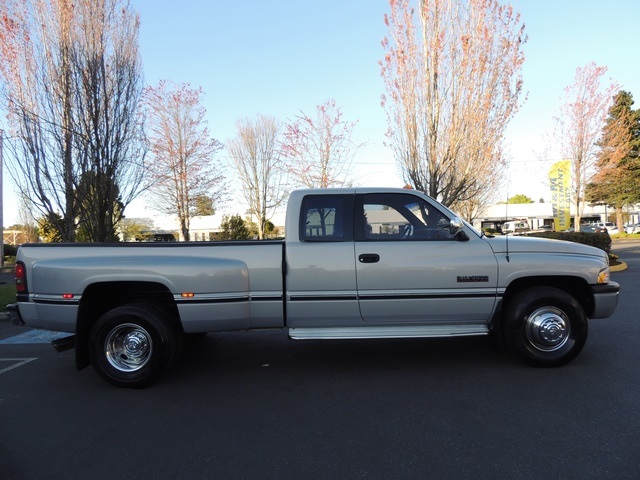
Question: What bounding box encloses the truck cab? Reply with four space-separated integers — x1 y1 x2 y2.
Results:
285 189 496 334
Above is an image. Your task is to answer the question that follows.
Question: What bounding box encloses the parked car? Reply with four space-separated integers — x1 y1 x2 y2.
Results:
592 222 616 233
625 223 640 234
570 224 608 234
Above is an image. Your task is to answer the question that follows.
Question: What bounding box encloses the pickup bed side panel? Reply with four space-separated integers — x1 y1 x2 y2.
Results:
17 242 285 333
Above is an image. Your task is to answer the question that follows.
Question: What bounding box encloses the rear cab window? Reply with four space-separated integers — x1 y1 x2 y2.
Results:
299 194 354 242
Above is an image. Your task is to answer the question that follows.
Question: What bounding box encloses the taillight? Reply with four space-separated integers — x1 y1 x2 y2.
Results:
15 262 27 294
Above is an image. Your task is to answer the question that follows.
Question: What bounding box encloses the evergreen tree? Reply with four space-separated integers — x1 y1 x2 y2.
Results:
219 215 251 241
586 90 640 230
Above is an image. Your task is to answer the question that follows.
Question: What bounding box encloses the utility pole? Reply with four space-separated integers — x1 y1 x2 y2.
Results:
0 129 4 268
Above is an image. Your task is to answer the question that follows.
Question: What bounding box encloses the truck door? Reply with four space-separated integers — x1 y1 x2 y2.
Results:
354 192 498 325
285 193 362 328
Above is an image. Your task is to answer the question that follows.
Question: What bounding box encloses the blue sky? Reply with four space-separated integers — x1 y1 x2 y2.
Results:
135 0 393 191
133 0 640 210
3 0 639 225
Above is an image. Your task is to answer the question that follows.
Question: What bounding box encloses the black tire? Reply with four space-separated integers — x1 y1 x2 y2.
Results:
89 304 180 388
502 287 588 367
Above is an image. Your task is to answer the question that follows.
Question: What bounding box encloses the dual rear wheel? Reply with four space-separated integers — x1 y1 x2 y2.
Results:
89 304 182 388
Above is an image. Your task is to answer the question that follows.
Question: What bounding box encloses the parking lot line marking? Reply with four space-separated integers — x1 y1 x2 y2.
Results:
0 358 38 375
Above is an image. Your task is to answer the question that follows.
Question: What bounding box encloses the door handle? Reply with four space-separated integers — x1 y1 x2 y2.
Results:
358 253 380 263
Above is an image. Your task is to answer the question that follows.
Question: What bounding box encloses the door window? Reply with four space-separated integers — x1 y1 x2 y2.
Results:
359 193 454 241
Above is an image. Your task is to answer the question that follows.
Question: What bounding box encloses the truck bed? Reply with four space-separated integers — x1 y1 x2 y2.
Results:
16 241 286 333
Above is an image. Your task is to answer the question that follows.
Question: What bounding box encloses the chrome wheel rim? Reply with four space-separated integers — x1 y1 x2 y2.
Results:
104 323 153 372
525 306 570 352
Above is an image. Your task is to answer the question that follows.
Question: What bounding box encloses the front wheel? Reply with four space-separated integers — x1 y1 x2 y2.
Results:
89 304 180 388
502 287 588 367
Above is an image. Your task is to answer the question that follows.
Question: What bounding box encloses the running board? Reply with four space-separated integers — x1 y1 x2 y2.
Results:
288 325 489 340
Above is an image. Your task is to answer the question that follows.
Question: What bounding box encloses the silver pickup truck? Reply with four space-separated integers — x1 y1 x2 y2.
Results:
8 188 620 387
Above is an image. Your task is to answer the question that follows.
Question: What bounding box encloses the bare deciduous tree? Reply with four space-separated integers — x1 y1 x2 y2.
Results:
455 153 506 222
0 0 146 241
71 1 146 241
17 194 39 243
281 99 362 188
227 115 288 239
553 62 617 229
143 80 226 241
380 0 526 210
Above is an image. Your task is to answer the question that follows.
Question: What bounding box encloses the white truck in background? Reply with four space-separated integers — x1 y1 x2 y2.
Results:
502 220 530 235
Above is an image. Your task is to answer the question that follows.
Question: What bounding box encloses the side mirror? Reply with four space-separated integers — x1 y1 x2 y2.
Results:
449 217 469 241
448 217 463 235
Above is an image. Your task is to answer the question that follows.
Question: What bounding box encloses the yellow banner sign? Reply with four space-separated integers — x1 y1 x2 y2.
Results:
549 160 571 231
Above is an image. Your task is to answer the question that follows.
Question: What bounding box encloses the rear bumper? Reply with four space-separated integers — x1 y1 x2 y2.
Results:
6 304 25 326
590 282 620 319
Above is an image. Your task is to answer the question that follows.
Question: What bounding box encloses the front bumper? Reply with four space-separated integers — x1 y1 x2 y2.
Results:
590 281 620 319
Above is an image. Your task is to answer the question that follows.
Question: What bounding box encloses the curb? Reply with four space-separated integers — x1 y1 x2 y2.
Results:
610 261 628 273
